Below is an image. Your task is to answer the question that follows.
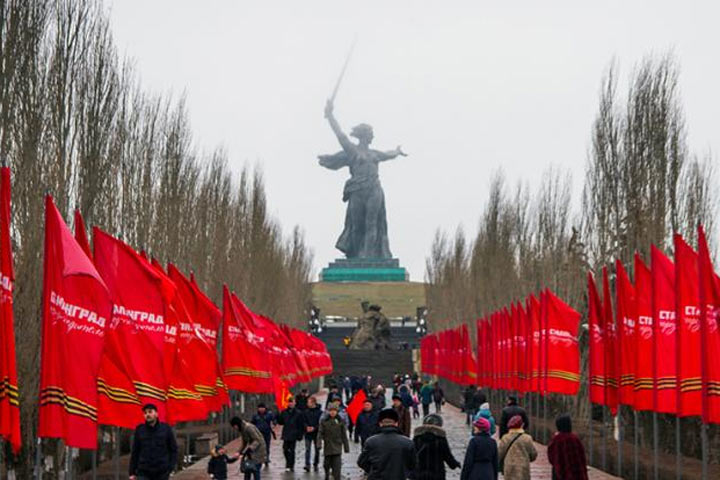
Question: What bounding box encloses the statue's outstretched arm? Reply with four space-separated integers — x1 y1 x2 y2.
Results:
377 145 408 162
324 100 354 152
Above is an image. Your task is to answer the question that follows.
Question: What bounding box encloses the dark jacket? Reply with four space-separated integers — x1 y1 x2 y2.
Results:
412 424 460 480
547 432 588 480
129 421 178 476
499 404 530 439
420 385 434 405
358 425 416 480
251 411 275 437
318 415 350 456
472 391 487 410
278 407 306 441
303 405 323 440
400 389 414 408
394 403 412 437
369 393 386 412
463 388 477 411
207 454 238 480
432 387 444 403
295 392 309 411
355 410 379 442
460 432 498 480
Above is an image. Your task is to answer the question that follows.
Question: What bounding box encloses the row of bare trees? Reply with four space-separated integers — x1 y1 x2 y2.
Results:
0 0 313 472
426 53 717 472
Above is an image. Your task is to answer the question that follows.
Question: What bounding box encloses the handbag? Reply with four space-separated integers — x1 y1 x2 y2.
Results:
240 451 258 474
498 433 522 474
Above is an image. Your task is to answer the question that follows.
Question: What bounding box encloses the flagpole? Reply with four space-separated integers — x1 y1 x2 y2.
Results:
34 438 42 480
675 416 681 480
64 446 70 480
114 427 120 480
701 422 708 479
633 410 639 480
617 407 623 477
602 405 607 472
588 398 594 467
653 412 659 480
91 449 97 480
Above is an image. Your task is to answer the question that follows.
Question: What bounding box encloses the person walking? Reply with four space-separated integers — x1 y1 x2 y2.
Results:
432 382 445 413
295 388 310 411
357 408 416 479
354 399 379 447
392 394 411 437
277 397 306 472
499 395 530 439
463 386 477 425
473 402 496 436
251 403 275 467
460 417 498 480
302 396 323 472
207 445 240 480
317 404 350 480
369 385 386 411
412 413 460 480
230 416 267 480
498 415 537 480
420 381 434 417
547 414 588 480
128 404 178 480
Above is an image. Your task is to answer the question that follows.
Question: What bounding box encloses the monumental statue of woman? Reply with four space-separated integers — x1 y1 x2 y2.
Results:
318 99 407 259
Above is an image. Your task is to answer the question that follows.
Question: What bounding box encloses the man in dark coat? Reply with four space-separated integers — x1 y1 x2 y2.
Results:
463 386 478 425
432 382 445 413
499 395 530 439
295 388 309 411
317 404 350 480
358 408 415 480
129 404 178 480
354 399 379 447
369 386 386 412
412 414 460 480
302 396 323 472
250 403 275 466
278 397 306 471
392 394 411 437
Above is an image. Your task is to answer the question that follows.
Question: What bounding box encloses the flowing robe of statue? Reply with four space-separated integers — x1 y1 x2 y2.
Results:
318 102 406 259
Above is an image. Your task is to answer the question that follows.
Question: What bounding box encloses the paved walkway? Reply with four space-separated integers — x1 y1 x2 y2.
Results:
177 391 619 479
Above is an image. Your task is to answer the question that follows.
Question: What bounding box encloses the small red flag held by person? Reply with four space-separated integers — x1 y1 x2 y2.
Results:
39 196 111 449
0 167 20 453
346 389 367 424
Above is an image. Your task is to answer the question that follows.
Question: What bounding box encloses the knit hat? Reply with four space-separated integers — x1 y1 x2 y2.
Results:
479 402 490 411
392 394 402 401
473 417 491 432
378 408 399 423
328 403 339 411
423 414 443 427
508 415 524 429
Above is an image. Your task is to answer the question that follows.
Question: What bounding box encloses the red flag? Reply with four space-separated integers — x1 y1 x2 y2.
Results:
616 260 636 406
221 287 274 393
633 254 654 411
543 289 581 395
602 267 619 414
0 168 20 452
674 234 702 417
168 264 228 413
39 197 111 449
73 209 92 258
651 245 677 413
588 272 607 406
527 294 542 393
346 389 367 423
697 226 720 423
93 228 169 422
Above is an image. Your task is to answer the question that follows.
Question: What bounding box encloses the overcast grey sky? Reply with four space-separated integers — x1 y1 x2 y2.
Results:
108 1 719 281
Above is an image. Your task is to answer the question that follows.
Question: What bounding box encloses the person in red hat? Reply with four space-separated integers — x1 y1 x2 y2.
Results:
460 417 497 480
498 415 537 480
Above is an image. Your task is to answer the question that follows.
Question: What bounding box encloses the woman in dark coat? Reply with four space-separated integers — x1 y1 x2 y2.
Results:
547 414 588 480
412 414 460 480
460 417 498 480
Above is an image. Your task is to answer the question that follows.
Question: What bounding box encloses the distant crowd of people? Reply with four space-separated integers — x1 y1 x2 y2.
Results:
126 374 590 480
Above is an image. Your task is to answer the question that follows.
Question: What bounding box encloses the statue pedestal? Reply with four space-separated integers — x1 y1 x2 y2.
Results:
320 258 408 282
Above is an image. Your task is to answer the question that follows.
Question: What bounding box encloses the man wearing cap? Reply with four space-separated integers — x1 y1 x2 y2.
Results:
251 403 275 467
391 394 411 437
499 395 529 439
357 408 415 480
129 404 178 480
317 404 350 480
